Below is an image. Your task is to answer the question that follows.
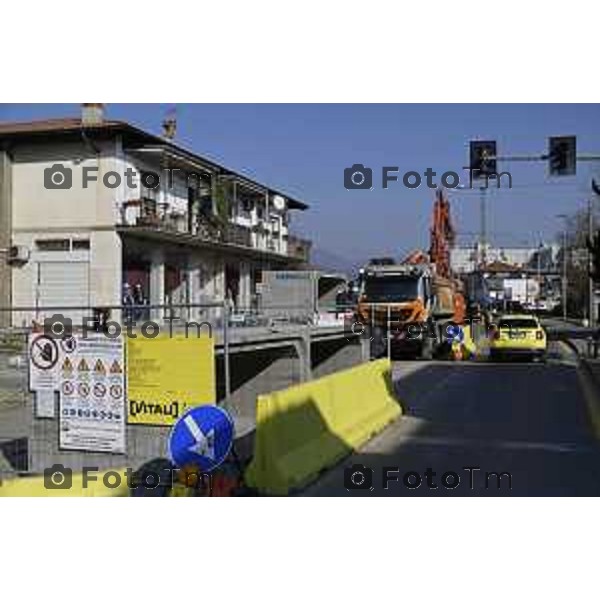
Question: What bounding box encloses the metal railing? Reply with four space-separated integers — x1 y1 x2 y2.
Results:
118 204 307 259
0 300 349 480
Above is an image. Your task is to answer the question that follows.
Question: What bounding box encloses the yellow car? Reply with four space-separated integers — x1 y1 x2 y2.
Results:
489 314 547 361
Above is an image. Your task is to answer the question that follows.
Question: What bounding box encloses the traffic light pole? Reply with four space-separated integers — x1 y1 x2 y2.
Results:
480 186 487 265
490 153 600 163
589 195 595 327
591 179 600 328
562 228 568 321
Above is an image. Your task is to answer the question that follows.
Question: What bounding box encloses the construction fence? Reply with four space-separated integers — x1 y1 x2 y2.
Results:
0 300 357 481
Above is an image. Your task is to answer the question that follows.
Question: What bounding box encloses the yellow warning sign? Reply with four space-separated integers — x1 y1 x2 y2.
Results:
127 335 215 425
78 358 89 372
94 359 106 375
109 360 122 374
62 357 74 372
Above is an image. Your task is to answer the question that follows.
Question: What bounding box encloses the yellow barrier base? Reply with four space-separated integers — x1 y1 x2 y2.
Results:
0 468 131 497
245 359 401 495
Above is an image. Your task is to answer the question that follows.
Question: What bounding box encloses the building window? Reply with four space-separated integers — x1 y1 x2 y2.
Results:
200 195 213 216
240 197 253 216
142 198 157 219
36 239 70 251
72 239 91 250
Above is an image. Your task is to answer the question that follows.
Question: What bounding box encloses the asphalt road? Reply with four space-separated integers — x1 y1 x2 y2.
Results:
304 342 600 496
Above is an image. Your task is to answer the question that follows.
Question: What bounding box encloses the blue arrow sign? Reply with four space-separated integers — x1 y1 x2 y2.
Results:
168 405 234 472
445 324 464 343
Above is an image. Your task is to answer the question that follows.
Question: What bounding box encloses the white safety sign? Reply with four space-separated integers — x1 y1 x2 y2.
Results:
59 335 126 454
28 333 61 392
28 332 76 418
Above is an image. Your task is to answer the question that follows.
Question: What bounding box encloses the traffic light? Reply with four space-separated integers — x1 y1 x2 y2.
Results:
587 231 600 282
469 140 497 179
548 136 576 176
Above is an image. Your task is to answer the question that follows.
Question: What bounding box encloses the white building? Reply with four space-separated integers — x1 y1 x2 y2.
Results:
451 243 559 274
0 107 311 327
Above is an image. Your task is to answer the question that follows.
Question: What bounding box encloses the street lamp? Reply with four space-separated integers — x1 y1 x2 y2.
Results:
535 239 544 309
557 214 568 321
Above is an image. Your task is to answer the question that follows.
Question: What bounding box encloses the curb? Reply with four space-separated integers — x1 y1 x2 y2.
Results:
577 359 600 439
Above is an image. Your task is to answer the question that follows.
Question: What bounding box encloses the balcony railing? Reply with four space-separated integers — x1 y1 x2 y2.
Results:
121 199 277 254
223 222 252 246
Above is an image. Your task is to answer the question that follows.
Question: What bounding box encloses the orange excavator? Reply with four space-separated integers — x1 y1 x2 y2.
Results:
357 189 465 358
406 188 466 323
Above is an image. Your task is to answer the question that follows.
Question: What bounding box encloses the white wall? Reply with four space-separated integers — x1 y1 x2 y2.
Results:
10 140 123 324
11 140 119 231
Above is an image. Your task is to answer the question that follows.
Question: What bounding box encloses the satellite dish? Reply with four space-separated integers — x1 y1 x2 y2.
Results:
272 195 286 211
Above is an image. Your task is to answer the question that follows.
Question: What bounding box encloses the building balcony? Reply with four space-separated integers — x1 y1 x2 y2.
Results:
222 222 252 247
119 198 296 258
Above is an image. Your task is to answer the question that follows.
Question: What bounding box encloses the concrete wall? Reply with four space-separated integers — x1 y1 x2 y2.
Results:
90 230 122 306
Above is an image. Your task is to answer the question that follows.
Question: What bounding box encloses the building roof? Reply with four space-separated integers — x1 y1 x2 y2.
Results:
0 117 308 210
0 118 122 135
484 260 522 273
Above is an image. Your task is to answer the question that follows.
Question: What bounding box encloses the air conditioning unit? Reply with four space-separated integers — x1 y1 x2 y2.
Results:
7 245 30 265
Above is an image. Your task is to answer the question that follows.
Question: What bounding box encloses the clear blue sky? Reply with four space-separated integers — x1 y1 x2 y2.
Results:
2 103 600 267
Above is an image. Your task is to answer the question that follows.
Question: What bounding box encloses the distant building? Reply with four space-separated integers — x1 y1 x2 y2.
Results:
451 243 559 274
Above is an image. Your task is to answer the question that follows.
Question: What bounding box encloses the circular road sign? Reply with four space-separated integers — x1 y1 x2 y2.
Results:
445 324 464 343
168 405 234 473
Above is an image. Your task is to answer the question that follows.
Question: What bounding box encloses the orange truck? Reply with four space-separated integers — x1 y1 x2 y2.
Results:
357 262 465 359
356 189 465 359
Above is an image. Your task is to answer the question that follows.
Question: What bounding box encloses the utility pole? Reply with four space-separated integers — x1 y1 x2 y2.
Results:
557 214 568 321
563 228 568 321
480 185 487 266
591 179 600 327
589 194 595 326
537 240 542 306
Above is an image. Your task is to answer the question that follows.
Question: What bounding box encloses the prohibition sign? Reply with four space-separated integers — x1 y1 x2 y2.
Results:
109 384 123 400
61 336 77 354
93 382 107 398
30 335 59 371
62 380 75 396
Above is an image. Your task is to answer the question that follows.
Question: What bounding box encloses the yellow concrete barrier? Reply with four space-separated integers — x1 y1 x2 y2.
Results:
462 325 477 358
245 359 401 495
0 468 130 497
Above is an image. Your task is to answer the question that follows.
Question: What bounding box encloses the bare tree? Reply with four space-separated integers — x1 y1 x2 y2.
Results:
557 206 600 318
